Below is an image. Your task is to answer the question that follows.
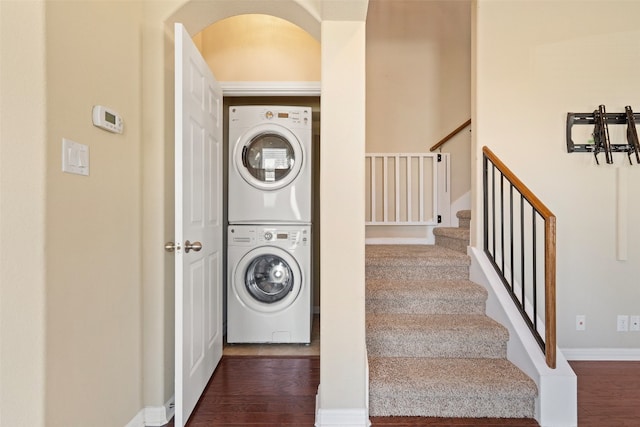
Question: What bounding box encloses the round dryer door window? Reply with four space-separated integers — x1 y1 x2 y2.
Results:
234 123 304 191
233 246 302 313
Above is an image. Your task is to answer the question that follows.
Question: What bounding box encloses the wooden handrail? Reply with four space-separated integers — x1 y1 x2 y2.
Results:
482 147 554 219
482 146 557 369
429 119 471 152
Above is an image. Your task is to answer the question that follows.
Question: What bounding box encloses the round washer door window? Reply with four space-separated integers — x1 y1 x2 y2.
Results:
233 246 302 313
245 254 293 303
234 123 303 191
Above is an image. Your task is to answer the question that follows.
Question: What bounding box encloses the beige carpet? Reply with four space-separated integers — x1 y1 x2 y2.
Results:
366 210 537 418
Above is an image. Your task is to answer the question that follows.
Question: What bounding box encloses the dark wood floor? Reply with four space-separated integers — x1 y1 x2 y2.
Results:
165 357 640 426
571 360 640 427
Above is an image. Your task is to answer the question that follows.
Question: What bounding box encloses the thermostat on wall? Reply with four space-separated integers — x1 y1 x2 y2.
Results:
92 105 123 134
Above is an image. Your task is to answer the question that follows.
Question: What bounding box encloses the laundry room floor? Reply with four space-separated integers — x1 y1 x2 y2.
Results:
223 314 320 356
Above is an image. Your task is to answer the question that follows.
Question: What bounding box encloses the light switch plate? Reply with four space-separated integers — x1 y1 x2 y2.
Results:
62 138 89 176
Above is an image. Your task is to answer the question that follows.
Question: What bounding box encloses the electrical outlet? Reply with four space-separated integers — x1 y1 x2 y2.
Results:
576 315 586 331
630 315 640 332
617 315 629 332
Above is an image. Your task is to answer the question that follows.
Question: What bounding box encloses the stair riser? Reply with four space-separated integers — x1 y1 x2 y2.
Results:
458 218 471 229
365 237 538 420
369 395 534 418
366 298 486 315
434 235 468 254
366 265 469 281
366 335 507 359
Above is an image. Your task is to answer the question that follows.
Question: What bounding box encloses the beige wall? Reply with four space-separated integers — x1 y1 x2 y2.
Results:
0 1 47 425
366 0 471 238
2 0 368 424
194 14 320 81
474 0 640 350
1 1 145 426
44 1 144 425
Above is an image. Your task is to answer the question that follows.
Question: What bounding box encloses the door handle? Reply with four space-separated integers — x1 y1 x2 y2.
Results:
164 241 180 252
242 146 248 167
184 240 203 253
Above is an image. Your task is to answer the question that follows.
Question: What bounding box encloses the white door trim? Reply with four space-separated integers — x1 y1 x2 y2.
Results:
220 81 321 97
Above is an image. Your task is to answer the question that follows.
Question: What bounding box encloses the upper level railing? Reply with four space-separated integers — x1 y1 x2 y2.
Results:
365 153 450 227
430 119 471 152
482 146 557 369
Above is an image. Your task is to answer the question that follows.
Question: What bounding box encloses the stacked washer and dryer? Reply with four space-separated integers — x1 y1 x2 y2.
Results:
227 106 313 344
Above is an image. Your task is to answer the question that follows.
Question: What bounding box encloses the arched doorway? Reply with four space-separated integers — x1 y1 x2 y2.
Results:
141 2 369 425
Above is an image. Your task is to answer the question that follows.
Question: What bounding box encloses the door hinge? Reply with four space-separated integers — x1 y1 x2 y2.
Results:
437 215 442 223
437 154 442 162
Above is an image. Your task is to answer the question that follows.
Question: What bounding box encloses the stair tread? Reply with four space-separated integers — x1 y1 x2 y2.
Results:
367 313 507 335
433 227 470 240
366 278 487 300
369 356 537 397
366 244 470 267
366 279 487 315
369 357 536 417
456 209 471 220
366 214 537 419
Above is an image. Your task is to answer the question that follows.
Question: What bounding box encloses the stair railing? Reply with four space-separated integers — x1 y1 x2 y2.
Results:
482 146 557 369
429 119 471 152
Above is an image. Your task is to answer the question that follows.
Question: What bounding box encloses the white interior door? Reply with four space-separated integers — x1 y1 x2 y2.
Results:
174 22 223 427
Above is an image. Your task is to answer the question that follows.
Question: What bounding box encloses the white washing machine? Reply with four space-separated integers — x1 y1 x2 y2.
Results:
228 105 312 224
227 224 312 343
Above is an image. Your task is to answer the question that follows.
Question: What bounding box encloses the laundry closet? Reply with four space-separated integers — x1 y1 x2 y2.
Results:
192 15 321 345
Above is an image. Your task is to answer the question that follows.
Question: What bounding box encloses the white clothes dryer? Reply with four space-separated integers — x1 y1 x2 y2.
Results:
228 105 312 224
227 224 312 343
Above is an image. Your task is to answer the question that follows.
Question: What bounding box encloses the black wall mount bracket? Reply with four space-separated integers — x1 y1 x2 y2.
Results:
566 105 640 165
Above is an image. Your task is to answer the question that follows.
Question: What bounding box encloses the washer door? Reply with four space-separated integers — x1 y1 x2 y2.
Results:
233 123 303 191
234 246 302 313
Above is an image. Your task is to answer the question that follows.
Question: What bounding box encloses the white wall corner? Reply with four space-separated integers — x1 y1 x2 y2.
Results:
315 408 371 427
450 190 471 226
468 247 578 427
124 396 174 427
315 386 371 427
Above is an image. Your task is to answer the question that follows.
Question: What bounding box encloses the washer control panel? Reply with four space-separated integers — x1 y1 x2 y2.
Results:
229 225 309 248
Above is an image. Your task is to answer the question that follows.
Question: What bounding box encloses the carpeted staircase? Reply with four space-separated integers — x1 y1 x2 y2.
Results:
366 210 537 418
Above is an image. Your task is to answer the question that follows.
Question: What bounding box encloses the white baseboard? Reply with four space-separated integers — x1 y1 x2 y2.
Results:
124 396 175 427
315 387 370 427
315 408 371 426
562 348 640 361
365 237 432 245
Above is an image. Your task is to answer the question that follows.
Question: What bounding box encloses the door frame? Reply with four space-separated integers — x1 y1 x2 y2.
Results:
220 81 321 97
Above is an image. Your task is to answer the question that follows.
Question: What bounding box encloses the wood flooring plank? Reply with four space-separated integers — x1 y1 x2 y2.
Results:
160 358 640 426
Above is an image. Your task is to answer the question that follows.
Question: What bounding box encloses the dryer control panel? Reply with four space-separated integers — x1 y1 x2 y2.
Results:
229 105 311 130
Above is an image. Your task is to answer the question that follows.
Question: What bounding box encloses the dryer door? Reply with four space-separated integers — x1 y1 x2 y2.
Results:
233 246 302 313
233 123 304 191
